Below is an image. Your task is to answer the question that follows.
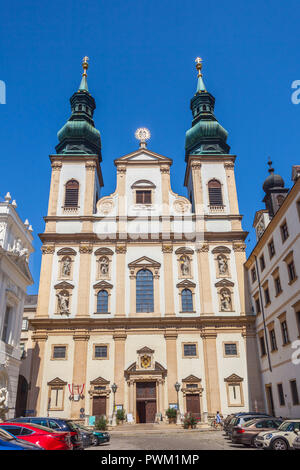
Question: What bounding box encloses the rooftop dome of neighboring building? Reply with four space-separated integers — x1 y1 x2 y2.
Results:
263 159 285 193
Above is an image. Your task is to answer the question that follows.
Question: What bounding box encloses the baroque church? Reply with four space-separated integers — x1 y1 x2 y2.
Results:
28 57 264 423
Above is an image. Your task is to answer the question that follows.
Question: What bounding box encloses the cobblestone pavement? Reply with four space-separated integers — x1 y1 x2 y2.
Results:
86 431 257 450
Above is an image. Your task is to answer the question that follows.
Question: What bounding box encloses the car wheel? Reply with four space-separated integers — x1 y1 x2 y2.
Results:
92 436 99 446
271 438 288 451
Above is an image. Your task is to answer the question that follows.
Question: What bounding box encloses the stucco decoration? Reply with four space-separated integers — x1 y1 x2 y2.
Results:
97 197 114 215
0 387 8 422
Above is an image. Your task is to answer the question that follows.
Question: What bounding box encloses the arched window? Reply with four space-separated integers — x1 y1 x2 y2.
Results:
208 179 223 206
181 289 193 312
136 269 154 313
64 179 79 207
97 290 108 313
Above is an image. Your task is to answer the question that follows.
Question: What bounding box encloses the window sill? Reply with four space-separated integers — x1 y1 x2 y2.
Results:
282 341 291 347
94 312 111 315
275 291 283 298
288 277 298 286
180 311 196 314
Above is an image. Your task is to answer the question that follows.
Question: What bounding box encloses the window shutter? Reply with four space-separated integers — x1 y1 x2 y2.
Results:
64 180 79 207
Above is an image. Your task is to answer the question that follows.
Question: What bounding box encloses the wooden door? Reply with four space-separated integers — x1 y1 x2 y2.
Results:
186 394 201 419
145 401 156 423
92 395 106 417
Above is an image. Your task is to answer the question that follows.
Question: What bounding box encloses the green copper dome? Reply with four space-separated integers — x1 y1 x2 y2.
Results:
56 58 102 159
185 59 230 159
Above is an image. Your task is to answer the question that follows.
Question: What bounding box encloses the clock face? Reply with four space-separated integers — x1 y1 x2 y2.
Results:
140 355 151 369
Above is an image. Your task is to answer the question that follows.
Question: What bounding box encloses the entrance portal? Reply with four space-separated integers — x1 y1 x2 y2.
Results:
136 382 156 423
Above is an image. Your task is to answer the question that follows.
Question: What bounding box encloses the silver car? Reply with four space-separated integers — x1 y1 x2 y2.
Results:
293 435 300 450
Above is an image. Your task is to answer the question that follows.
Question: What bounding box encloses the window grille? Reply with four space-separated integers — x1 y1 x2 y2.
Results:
136 269 154 312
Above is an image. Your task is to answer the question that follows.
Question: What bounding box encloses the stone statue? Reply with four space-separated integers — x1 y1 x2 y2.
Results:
0 387 8 422
180 256 190 276
220 290 232 311
217 255 228 275
99 257 109 276
56 291 70 314
62 257 71 276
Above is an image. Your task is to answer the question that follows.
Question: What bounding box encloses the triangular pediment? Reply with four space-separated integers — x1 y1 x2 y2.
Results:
176 279 196 288
93 280 113 289
215 279 234 288
47 377 67 386
115 148 172 165
137 346 155 354
128 256 161 268
224 374 243 383
54 281 74 290
182 375 201 383
90 376 110 385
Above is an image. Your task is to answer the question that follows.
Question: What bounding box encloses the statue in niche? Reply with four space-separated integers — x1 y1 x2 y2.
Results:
180 255 191 276
220 289 232 311
62 257 71 276
99 256 109 276
56 291 70 314
0 387 8 421
217 254 228 275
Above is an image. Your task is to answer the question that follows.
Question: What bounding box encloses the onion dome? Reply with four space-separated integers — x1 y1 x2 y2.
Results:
263 159 285 193
56 57 102 159
185 58 230 160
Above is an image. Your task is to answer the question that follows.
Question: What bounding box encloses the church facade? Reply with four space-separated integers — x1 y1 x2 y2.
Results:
28 58 264 423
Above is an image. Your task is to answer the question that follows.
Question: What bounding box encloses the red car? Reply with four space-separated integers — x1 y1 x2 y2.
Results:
0 423 72 450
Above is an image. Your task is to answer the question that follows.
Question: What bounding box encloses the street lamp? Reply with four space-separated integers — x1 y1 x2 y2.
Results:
174 382 181 425
111 383 118 426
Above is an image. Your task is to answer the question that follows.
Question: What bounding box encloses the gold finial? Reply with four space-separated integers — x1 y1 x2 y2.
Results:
82 56 89 77
195 57 203 77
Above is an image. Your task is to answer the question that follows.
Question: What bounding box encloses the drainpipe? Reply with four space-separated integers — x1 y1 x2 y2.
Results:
255 255 272 372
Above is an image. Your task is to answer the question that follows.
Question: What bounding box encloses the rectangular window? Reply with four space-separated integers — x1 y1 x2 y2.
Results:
1 306 12 343
290 380 300 406
296 311 300 336
268 240 276 259
21 318 28 331
287 261 297 283
224 343 238 356
269 329 277 351
260 255 266 271
281 320 290 345
277 384 285 406
136 190 152 204
94 345 108 358
251 267 257 283
255 297 261 315
49 387 64 410
260 335 266 356
274 276 282 296
280 221 289 242
264 287 271 306
183 344 197 357
53 346 66 359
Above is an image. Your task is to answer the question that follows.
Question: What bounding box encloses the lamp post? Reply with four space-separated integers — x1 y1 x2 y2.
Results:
111 383 118 426
174 382 181 425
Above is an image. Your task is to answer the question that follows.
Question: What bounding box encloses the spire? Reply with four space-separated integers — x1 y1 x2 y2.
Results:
185 57 230 160
56 57 102 159
195 57 207 93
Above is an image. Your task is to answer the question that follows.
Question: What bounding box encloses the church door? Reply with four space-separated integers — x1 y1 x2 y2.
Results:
92 396 106 417
186 394 201 420
136 382 156 423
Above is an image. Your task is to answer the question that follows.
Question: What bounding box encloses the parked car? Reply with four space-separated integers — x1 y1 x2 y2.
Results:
0 427 43 451
74 423 110 446
227 414 272 439
293 434 300 450
223 412 270 435
255 419 300 450
231 418 283 447
72 423 94 447
0 422 72 450
8 417 84 450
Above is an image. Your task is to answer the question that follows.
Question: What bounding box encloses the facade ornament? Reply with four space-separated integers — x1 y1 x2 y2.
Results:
85 161 97 171
97 198 114 215
62 257 72 276
224 162 235 170
233 242 246 252
51 162 62 171
41 245 55 254
220 289 232 311
117 165 127 175
180 255 191 276
116 244 127 254
0 387 8 422
217 254 228 275
196 243 209 252
99 256 109 275
160 165 170 174
162 244 173 253
56 291 70 315
79 245 93 254
191 162 201 170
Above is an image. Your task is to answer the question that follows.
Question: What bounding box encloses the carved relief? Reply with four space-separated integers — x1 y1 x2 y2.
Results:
97 197 114 215
54 281 74 316
215 279 235 312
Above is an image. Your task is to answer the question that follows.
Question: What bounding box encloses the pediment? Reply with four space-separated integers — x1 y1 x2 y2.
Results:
93 280 113 289
128 256 161 269
115 148 172 165
54 281 74 290
215 279 234 288
182 375 201 383
137 346 155 354
94 247 114 256
47 377 67 386
211 246 231 254
176 279 196 288
175 247 194 255
57 247 77 256
224 374 243 383
90 376 110 385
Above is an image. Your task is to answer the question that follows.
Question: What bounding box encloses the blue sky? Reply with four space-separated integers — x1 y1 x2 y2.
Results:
0 0 299 294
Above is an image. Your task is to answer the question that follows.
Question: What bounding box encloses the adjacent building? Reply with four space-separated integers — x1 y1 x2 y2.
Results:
26 57 264 423
0 193 34 419
245 163 300 418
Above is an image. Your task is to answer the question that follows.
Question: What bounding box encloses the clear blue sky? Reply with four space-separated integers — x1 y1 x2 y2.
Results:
1 0 299 294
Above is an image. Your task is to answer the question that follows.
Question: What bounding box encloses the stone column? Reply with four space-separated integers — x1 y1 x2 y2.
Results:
201 329 221 416
28 331 48 415
113 330 127 407
162 245 175 316
115 244 127 317
70 330 90 419
164 329 178 405
36 245 55 318
77 244 93 317
46 160 62 232
233 242 247 316
160 165 171 236
82 160 96 232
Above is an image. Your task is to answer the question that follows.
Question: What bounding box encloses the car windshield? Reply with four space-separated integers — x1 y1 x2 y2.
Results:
243 419 259 427
278 421 300 432
75 424 89 431
0 427 16 441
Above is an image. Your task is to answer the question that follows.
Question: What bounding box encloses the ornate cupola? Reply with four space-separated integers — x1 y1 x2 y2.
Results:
56 57 102 160
185 58 230 160
262 159 289 217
